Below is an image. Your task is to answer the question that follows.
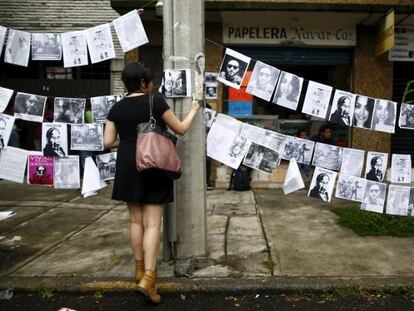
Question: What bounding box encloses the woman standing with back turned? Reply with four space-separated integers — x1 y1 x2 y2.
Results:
104 62 200 304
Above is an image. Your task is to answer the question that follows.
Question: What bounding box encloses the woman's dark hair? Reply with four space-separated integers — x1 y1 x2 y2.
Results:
121 62 153 93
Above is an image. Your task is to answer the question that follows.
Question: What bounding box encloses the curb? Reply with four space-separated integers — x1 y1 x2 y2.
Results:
1 276 414 293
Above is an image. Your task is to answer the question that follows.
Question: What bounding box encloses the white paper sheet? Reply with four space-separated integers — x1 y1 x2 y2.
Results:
54 156 80 189
62 31 89 68
162 69 192 97
0 26 7 58
282 135 315 165
386 185 410 216
301 81 333 119
0 86 14 113
240 123 267 145
81 157 107 197
53 97 86 124
246 61 280 101
390 154 412 183
85 23 116 64
0 114 15 150
360 180 387 213
312 142 343 171
0 211 16 221
31 33 62 61
70 124 104 151
91 95 121 123
340 147 365 177
14 92 47 123
283 158 305 195
0 147 28 183
335 173 367 202
217 48 251 89
399 103 414 130
243 142 280 175
4 29 31 67
203 108 216 128
113 10 149 52
372 99 397 133
272 71 303 111
96 152 117 181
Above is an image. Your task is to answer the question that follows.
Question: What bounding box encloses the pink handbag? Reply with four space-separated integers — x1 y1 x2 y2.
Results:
135 95 182 179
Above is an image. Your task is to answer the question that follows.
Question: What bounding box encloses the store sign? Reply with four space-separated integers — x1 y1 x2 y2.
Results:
222 12 357 47
375 9 395 56
389 26 414 62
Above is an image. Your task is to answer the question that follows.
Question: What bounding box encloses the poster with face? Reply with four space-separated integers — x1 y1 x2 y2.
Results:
4 29 31 67
308 167 337 202
42 122 68 157
328 90 356 126
53 97 86 124
372 99 397 133
194 53 205 100
0 86 13 113
91 95 121 123
14 92 47 122
272 72 303 111
386 185 410 216
62 31 89 68
365 151 388 182
353 95 375 129
0 114 15 150
162 69 192 97
246 61 280 101
301 81 333 119
70 124 104 151
340 147 365 177
203 108 216 128
243 143 281 175
217 48 251 89
31 33 62 61
312 142 343 171
205 72 218 84
399 103 414 129
85 23 116 64
361 181 386 213
113 9 148 53
282 136 315 165
335 173 367 202
205 83 217 99
96 152 117 181
390 154 412 184
0 26 7 58
27 151 54 186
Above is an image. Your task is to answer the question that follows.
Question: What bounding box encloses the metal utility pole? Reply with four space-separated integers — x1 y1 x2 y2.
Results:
162 0 207 259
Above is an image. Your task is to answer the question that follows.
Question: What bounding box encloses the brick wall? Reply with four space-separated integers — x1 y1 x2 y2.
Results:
0 0 125 94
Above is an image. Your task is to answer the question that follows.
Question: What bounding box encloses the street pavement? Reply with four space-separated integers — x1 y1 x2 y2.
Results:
1 180 414 293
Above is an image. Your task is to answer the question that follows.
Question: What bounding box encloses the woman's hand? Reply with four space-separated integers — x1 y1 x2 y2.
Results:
191 100 200 112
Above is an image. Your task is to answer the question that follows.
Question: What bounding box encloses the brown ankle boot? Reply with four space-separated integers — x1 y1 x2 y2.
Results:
135 260 145 283
137 270 161 304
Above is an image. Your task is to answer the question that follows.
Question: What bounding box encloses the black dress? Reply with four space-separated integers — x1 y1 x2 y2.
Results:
107 93 174 203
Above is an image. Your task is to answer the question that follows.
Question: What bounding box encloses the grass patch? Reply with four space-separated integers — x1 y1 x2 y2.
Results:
332 205 414 237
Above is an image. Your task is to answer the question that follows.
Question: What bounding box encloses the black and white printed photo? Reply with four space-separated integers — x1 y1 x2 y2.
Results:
54 97 86 124
205 83 217 100
340 147 365 177
243 143 280 175
308 167 337 202
361 181 386 213
246 61 280 101
391 154 412 183
113 10 148 53
85 23 116 64
398 103 414 129
162 69 192 97
365 151 388 182
263 131 286 154
96 152 117 181
408 188 414 216
54 156 80 189
312 142 343 171
328 90 356 126
386 185 410 216
0 114 15 150
42 123 68 157
203 108 216 128
205 72 218 84
31 33 62 61
4 29 31 67
353 95 375 129
371 99 396 133
301 81 333 119
272 72 303 111
14 92 46 122
0 26 6 58
70 124 104 151
0 86 13 113
62 31 88 68
91 95 121 123
217 48 251 90
335 174 367 202
283 136 315 165
240 123 267 145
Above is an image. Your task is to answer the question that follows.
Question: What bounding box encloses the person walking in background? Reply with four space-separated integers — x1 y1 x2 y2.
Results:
311 124 335 145
104 62 200 304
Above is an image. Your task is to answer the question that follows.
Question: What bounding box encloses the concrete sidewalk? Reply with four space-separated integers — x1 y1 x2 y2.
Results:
0 180 414 292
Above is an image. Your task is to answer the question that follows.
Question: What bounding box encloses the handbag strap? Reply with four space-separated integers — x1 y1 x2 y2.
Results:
149 94 156 125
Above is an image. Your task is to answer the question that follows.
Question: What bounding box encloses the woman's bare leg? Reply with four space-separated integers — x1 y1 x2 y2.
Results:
127 202 144 260
142 204 163 271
